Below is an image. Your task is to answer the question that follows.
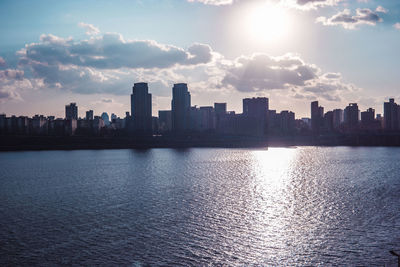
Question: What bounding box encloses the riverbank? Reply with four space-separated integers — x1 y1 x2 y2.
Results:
1 134 400 151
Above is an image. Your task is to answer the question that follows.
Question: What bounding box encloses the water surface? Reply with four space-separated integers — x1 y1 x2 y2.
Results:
0 147 399 266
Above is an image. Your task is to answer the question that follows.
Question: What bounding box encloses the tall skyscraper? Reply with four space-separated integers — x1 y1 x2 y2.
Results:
101 112 110 126
214 103 227 130
332 109 344 129
171 83 191 132
131 82 152 134
361 108 375 125
65 103 78 120
384 98 399 131
311 101 323 133
344 103 359 128
242 97 269 134
85 110 93 120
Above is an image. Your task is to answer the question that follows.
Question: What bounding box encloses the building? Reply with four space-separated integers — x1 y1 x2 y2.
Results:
101 112 110 126
131 82 152 134
86 110 94 120
344 103 359 129
199 106 215 131
171 83 191 133
65 103 78 120
242 97 268 135
158 110 172 133
332 109 344 129
361 108 375 125
324 111 334 132
214 103 227 131
311 101 324 133
384 98 400 131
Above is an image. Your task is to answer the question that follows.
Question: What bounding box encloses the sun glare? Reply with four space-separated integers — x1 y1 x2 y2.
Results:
246 3 291 43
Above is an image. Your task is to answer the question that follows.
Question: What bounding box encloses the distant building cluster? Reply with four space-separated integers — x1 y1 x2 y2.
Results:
0 83 399 137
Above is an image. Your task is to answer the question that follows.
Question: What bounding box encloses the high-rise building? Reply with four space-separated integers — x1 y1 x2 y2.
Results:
243 97 268 135
158 110 172 133
384 98 400 131
86 110 94 120
344 103 359 128
311 101 323 133
361 108 375 125
332 109 344 129
65 103 78 120
171 83 191 132
131 82 152 134
214 103 227 131
101 112 110 126
214 103 227 115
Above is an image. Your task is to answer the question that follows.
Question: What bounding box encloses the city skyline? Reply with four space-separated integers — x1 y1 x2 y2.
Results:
1 0 400 119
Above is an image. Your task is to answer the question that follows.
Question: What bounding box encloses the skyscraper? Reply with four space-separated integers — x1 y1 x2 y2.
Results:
344 103 359 128
332 109 344 129
384 98 399 131
65 103 78 120
101 112 110 126
242 97 269 135
311 101 323 133
171 83 191 132
85 110 93 120
131 82 152 134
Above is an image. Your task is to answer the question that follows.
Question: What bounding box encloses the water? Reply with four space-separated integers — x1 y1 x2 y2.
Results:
0 147 399 266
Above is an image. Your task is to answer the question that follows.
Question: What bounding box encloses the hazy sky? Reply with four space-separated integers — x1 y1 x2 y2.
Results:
0 0 399 118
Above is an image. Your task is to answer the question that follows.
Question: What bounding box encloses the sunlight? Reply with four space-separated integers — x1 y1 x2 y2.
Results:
246 2 291 43
252 148 297 189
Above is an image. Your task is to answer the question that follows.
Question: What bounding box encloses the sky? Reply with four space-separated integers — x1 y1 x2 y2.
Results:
0 0 399 119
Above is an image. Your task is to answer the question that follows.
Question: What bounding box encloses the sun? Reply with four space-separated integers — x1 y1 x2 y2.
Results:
246 3 291 43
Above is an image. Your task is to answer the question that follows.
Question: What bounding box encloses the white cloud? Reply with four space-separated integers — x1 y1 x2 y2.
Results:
219 53 357 102
187 0 233 5
281 0 343 10
394 23 400 30
0 57 6 67
316 8 382 29
78 22 100 35
375 6 388 13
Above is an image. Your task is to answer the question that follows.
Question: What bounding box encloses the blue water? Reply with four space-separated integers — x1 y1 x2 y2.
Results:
0 147 400 266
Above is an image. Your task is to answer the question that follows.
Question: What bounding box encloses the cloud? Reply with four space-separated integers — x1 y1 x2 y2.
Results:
20 33 215 70
78 22 100 35
394 23 400 30
187 0 233 5
0 57 6 67
375 6 388 13
281 0 343 10
316 8 382 29
219 53 356 102
0 69 30 101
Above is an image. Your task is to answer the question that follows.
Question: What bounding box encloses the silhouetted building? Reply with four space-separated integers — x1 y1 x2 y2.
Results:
384 98 399 131
189 106 201 131
86 110 94 120
214 103 227 131
65 103 78 120
324 111 334 132
332 109 344 129
344 103 359 129
361 108 375 125
214 103 226 115
158 110 172 133
243 97 268 135
311 101 324 133
101 112 110 126
172 83 191 133
277 110 295 134
131 82 152 134
217 113 262 136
